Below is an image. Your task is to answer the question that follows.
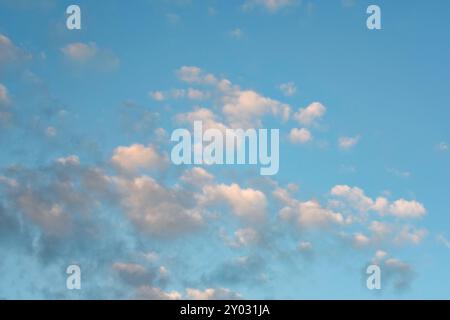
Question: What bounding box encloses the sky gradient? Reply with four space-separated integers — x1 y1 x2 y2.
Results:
0 0 450 299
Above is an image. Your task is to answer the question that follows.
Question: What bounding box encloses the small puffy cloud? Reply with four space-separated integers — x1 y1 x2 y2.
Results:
279 82 297 97
45 126 57 137
56 155 80 166
61 42 97 62
176 107 228 132
388 199 426 219
176 66 208 83
394 226 427 245
369 221 392 239
242 0 297 12
181 167 214 187
298 241 313 252
289 128 312 144
0 84 9 105
113 262 154 286
331 185 426 219
186 288 242 300
201 183 267 222
135 286 181 300
0 33 30 65
111 144 168 172
280 200 344 229
187 88 209 100
229 28 244 39
331 185 374 212
228 228 260 247
61 42 119 71
222 89 291 128
294 102 326 126
175 66 291 128
114 175 203 237
149 91 165 101
338 135 360 150
352 233 371 248
436 142 449 152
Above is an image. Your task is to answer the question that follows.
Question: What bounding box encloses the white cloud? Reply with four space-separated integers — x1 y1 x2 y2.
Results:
61 42 97 62
61 42 119 71
149 91 165 101
111 144 168 172
232 228 260 247
353 233 371 248
294 102 326 126
388 199 426 219
181 167 214 187
222 89 291 128
135 286 181 300
280 200 344 229
176 66 291 128
0 84 9 105
176 107 228 132
338 135 360 150
0 33 30 65
201 183 267 222
229 28 244 39
289 128 312 144
331 185 374 212
187 88 209 100
186 288 242 300
394 226 427 245
331 185 426 219
279 82 297 96
56 155 80 166
114 175 203 236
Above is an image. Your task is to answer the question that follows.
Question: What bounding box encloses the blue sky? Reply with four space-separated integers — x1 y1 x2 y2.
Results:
0 0 450 299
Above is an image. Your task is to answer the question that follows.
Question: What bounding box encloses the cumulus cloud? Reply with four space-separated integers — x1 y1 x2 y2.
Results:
224 227 261 248
176 66 291 128
135 286 181 300
338 135 360 150
181 167 214 187
294 102 326 126
111 144 168 172
280 200 344 229
0 33 30 66
222 89 291 128
394 226 427 245
0 84 9 105
201 183 267 222
176 107 228 132
186 288 242 300
388 199 426 219
289 128 312 144
61 42 119 71
149 91 165 101
114 175 204 237
330 185 426 219
331 185 374 212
